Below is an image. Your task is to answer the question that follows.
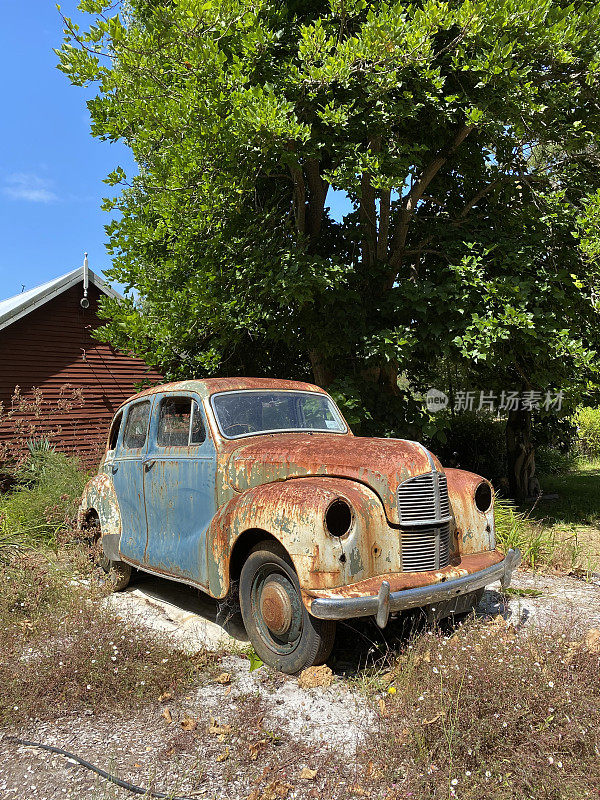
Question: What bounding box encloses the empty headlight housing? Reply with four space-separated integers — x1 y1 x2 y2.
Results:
325 499 353 537
474 481 493 513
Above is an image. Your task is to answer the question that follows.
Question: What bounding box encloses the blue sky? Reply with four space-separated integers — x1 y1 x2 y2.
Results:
0 2 134 300
0 3 351 303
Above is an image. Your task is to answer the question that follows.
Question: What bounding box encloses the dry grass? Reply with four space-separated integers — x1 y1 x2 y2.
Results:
351 617 600 799
0 550 208 726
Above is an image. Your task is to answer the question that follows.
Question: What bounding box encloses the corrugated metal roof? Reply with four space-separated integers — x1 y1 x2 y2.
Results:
0 267 121 333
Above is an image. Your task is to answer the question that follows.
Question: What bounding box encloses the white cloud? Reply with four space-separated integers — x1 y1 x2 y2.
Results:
3 173 58 203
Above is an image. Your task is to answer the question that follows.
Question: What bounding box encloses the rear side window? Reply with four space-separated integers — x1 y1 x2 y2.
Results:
122 401 151 449
108 411 122 450
157 397 206 446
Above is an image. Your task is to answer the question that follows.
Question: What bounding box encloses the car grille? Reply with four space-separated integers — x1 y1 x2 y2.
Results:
397 472 450 525
398 471 452 572
401 524 451 572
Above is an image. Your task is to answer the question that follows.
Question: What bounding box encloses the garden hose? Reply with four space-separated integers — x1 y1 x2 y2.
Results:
3 734 202 799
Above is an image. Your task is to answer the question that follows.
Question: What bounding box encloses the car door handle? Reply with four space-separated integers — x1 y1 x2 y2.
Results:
111 465 118 474
144 459 156 471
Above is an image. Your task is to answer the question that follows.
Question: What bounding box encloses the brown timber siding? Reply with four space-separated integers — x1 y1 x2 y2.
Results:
0 282 162 467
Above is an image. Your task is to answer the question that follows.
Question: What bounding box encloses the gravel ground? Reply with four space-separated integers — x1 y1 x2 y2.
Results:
2 567 599 800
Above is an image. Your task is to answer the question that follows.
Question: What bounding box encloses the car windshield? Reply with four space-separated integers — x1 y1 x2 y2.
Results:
211 390 347 438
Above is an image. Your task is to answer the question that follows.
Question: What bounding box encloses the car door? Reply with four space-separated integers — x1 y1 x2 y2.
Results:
112 398 154 565
142 392 217 588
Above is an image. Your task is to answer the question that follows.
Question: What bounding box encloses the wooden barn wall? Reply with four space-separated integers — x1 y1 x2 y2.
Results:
0 283 162 466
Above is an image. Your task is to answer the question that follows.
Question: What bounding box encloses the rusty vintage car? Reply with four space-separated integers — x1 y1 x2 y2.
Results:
79 378 521 673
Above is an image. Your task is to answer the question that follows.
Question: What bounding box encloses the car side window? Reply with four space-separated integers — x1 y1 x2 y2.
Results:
108 411 122 450
122 401 151 449
157 397 192 446
190 400 206 444
157 397 207 447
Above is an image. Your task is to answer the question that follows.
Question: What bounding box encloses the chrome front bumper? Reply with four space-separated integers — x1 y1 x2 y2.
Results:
310 548 522 628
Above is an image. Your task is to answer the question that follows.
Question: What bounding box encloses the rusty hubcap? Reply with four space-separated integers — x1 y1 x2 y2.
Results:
260 580 293 636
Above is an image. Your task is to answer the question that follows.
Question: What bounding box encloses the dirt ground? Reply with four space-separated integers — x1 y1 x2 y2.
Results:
2 568 600 800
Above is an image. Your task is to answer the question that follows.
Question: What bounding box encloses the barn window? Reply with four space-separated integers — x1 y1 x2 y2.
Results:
108 412 123 451
122 401 151 449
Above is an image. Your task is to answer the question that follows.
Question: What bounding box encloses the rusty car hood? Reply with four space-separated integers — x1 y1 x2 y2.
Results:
225 434 441 523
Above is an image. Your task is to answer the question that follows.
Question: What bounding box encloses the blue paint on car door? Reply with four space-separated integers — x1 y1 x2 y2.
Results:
112 398 154 565
142 392 217 587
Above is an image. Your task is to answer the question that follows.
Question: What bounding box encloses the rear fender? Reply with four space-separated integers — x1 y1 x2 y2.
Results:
78 474 122 562
207 477 398 598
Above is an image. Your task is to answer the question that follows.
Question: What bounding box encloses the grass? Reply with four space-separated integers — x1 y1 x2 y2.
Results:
354 618 600 799
0 549 208 727
524 458 600 573
492 459 600 573
0 449 87 556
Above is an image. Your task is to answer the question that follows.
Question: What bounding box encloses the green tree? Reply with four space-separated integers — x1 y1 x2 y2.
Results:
58 0 600 498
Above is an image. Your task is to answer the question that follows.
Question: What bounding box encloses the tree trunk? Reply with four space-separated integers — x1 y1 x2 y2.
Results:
505 409 539 501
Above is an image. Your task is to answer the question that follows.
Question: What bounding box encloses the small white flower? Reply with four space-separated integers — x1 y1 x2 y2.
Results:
451 779 458 786
548 757 554 765
548 681 554 688
557 762 563 769
485 771 491 778
465 771 472 777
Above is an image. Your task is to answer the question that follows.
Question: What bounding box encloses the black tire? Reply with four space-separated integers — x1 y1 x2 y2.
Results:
99 553 132 592
239 541 336 674
85 515 132 592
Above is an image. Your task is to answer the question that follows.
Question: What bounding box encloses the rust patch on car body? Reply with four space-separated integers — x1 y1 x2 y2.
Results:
78 473 122 541
221 434 436 525
301 549 505 605
206 476 395 597
446 469 495 554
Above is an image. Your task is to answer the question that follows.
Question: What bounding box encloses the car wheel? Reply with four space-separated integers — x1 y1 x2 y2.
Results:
98 552 132 592
85 517 132 592
239 541 336 674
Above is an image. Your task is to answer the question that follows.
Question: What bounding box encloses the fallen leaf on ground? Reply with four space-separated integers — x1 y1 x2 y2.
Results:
349 785 368 796
208 716 232 735
413 650 432 666
378 697 386 716
181 715 198 731
249 739 268 761
216 672 231 684
423 711 446 725
300 768 318 780
298 664 333 689
584 628 600 653
158 692 173 703
162 707 173 724
261 780 291 799
216 747 230 762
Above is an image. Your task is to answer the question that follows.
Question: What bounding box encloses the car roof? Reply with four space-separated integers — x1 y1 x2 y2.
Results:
119 377 326 409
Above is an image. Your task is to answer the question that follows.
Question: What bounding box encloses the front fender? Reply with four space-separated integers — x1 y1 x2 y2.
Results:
446 468 495 555
78 474 122 562
206 477 398 598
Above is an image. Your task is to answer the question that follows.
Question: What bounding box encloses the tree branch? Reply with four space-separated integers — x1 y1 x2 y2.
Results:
388 123 474 279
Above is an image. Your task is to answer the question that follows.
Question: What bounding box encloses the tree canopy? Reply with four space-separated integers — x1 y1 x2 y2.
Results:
58 0 600 495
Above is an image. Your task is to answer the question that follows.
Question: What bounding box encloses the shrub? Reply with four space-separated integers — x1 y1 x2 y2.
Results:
575 406 600 458
429 411 506 485
0 447 86 554
534 444 577 476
